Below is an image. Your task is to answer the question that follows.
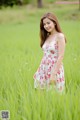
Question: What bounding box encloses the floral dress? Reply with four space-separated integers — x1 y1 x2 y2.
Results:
33 34 65 92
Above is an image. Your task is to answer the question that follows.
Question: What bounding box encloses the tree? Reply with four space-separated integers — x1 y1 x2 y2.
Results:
37 0 43 8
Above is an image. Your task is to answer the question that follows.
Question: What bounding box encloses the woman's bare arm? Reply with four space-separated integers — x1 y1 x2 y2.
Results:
52 33 66 75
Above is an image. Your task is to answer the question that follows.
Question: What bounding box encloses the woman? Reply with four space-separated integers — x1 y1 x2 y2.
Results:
33 12 66 92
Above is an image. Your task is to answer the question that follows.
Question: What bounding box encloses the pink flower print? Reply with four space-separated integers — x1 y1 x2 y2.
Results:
60 78 62 82
47 59 51 65
57 70 60 74
54 44 58 49
50 66 51 69
47 74 50 78
57 79 59 83
48 55 51 58
54 56 57 59
45 75 48 80
52 60 54 65
48 67 51 72
50 50 54 54
62 76 64 81
40 76 43 80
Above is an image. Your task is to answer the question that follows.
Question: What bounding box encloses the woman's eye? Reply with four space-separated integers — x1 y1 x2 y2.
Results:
47 22 50 24
43 22 50 26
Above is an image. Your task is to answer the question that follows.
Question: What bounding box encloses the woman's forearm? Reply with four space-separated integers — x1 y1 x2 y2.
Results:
52 33 65 75
52 55 64 75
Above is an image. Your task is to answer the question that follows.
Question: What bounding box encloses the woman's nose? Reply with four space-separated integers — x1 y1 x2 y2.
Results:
45 24 48 28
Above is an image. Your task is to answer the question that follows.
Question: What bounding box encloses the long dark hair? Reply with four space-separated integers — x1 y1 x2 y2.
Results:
40 12 66 47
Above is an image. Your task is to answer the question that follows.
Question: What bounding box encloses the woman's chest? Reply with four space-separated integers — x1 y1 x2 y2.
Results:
42 40 58 52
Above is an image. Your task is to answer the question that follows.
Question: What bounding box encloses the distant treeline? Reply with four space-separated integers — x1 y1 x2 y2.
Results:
0 0 31 7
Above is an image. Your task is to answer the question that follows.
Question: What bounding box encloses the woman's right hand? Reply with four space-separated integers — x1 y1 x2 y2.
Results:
49 79 56 85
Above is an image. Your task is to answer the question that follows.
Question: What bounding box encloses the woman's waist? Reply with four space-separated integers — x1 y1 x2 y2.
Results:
43 52 58 58
42 56 58 64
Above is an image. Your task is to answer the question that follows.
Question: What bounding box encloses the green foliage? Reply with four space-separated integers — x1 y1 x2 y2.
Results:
23 0 32 4
0 0 16 6
44 0 56 3
0 0 32 6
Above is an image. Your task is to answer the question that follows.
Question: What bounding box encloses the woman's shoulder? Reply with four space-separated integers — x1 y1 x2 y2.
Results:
57 33 64 39
55 33 65 42
55 32 65 43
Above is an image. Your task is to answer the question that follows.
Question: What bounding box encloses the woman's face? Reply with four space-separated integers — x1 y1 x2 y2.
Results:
43 18 56 33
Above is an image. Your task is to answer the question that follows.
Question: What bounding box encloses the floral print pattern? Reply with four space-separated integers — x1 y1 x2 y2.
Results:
33 35 65 92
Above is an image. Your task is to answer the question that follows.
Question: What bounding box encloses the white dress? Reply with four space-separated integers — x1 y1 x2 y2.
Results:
33 33 65 92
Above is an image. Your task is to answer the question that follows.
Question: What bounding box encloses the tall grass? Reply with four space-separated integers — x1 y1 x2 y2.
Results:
0 3 80 120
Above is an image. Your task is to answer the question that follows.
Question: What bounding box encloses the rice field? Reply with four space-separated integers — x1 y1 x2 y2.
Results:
0 3 80 120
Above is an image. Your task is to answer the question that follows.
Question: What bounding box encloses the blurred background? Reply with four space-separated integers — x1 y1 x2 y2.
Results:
0 0 80 120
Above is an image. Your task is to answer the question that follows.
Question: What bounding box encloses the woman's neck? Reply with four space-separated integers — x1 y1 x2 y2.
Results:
50 30 58 36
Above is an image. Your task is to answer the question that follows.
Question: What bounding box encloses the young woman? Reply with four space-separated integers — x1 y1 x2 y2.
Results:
33 12 66 92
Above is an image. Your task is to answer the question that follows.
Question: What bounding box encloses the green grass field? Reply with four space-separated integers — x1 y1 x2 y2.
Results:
0 3 80 120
